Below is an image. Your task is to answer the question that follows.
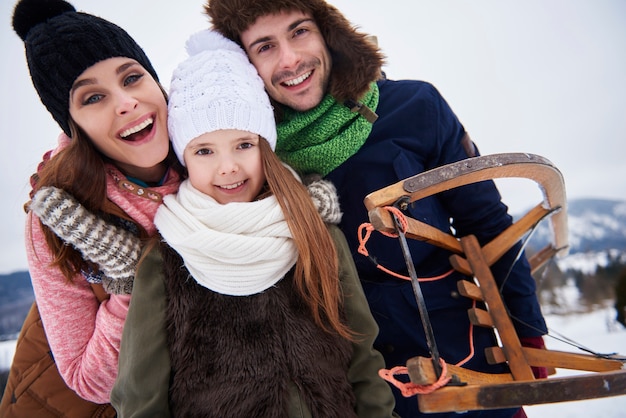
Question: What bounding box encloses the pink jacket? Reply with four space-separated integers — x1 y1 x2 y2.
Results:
25 136 180 403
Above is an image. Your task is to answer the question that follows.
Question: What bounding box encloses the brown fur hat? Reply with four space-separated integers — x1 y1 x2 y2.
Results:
204 0 385 103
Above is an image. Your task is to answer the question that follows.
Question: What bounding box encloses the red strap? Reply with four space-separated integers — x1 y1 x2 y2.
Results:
379 358 452 397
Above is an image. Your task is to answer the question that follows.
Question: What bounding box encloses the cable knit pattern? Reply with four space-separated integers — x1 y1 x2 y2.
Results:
155 171 342 295
305 177 343 225
168 30 276 164
25 135 180 403
29 186 141 294
155 180 298 296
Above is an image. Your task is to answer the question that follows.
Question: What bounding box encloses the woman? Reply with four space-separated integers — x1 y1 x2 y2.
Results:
0 0 183 415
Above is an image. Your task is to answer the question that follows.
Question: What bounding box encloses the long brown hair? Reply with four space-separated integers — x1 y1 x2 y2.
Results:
259 138 352 340
28 84 184 282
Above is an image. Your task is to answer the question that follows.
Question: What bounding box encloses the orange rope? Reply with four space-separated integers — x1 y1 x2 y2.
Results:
357 206 454 282
358 206 478 366
455 299 476 367
379 358 452 397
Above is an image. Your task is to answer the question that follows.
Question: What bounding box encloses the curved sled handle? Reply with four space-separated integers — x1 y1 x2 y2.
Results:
364 153 569 261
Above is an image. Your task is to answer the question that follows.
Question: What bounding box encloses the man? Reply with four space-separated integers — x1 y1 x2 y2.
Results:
205 1 546 417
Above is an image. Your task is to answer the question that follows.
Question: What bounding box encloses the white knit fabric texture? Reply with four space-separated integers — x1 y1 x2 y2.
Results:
155 180 298 296
168 30 276 165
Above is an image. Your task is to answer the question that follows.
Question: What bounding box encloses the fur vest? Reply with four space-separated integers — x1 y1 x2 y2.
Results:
161 244 357 418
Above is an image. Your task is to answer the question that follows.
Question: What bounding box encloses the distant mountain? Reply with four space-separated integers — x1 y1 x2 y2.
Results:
0 271 33 340
519 198 626 257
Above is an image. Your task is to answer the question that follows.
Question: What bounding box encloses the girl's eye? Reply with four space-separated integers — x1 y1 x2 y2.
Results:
196 148 212 156
124 73 144 87
238 142 253 150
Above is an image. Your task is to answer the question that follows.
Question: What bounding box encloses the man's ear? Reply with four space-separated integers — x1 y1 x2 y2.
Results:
319 6 384 103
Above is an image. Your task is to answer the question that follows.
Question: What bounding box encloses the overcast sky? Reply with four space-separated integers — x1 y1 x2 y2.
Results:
1 0 625 274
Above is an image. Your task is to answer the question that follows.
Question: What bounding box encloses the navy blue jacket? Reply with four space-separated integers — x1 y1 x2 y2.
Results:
326 79 545 418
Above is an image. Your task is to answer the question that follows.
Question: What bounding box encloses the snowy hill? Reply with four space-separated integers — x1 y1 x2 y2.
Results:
524 198 626 257
525 307 626 417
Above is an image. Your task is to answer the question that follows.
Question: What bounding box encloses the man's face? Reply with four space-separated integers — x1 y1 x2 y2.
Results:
240 10 332 112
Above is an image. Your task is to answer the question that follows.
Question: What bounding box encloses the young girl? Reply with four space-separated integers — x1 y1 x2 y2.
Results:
0 0 183 415
111 30 398 417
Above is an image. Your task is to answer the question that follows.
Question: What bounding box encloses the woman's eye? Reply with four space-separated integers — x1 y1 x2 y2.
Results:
83 94 103 105
124 73 144 86
196 148 212 155
239 142 253 150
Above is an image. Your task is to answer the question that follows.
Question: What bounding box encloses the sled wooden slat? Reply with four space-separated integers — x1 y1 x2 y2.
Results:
407 356 514 386
371 202 559 276
485 347 559 377
415 370 626 413
457 280 483 302
367 209 463 254
468 307 494 327
460 235 536 381
528 244 561 274
485 347 625 373
363 153 626 412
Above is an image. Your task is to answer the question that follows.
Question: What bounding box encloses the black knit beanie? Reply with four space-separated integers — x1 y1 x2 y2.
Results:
12 0 159 136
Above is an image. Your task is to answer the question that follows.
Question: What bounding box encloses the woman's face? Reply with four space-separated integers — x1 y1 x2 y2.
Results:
69 57 169 181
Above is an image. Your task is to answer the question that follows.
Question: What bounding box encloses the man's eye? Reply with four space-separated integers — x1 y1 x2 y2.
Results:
294 28 308 37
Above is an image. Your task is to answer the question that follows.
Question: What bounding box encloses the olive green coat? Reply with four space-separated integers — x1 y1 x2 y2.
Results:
111 225 398 417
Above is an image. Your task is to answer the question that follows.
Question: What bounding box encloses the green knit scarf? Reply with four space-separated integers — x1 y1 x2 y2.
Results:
276 82 379 176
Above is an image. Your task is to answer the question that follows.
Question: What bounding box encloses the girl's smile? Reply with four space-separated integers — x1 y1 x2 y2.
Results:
183 129 266 204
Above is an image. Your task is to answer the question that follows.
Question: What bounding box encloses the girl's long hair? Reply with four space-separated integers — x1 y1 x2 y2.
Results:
259 138 352 340
29 84 184 282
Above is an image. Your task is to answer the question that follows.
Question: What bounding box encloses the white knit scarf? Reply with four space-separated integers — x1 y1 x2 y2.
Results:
154 180 298 296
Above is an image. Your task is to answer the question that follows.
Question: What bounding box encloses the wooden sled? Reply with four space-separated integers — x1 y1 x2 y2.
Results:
364 153 626 413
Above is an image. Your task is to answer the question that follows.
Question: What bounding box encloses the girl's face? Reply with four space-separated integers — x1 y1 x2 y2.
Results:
69 57 169 182
183 129 266 204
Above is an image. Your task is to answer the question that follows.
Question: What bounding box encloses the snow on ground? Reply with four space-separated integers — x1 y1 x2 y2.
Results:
1 308 625 414
525 307 626 417
0 339 16 372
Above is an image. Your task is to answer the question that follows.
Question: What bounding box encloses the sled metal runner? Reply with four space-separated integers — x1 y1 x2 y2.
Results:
363 153 626 413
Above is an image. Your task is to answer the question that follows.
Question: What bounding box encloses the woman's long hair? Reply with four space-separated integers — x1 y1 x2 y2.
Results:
28 83 184 282
259 138 352 340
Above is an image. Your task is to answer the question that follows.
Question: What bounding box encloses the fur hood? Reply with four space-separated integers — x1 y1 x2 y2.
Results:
204 0 385 103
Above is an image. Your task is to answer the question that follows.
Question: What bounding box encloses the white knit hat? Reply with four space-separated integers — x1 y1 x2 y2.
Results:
168 30 276 165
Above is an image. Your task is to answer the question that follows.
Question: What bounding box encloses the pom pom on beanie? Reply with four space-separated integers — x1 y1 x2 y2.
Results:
12 0 158 136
